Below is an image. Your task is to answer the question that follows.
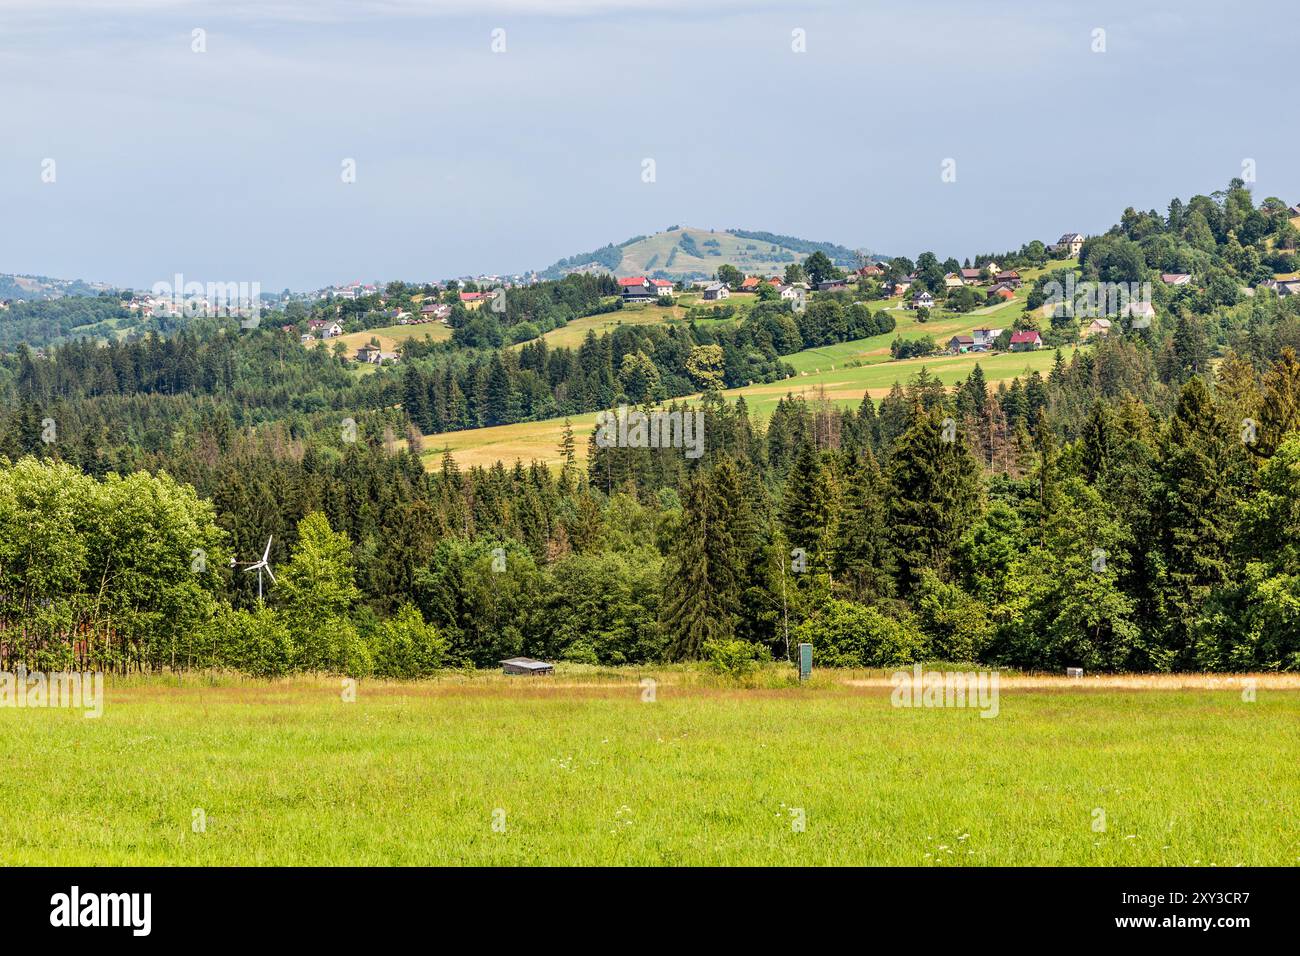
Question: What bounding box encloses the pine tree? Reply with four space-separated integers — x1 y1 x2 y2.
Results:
832 449 896 602
886 410 983 592
1154 376 1234 667
779 440 838 570
661 461 745 659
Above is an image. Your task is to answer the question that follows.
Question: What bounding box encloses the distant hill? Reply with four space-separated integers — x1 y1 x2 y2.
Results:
0 272 112 301
539 227 875 280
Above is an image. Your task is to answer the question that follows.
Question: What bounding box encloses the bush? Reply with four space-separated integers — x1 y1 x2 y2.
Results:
792 600 927 667
295 616 372 677
702 639 771 679
913 571 993 663
369 604 448 679
215 605 294 678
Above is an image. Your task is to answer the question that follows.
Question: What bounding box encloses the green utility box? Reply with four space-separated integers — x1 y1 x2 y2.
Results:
799 643 813 680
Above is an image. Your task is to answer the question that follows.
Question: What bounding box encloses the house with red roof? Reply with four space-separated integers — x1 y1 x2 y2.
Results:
649 279 674 297
1009 330 1043 351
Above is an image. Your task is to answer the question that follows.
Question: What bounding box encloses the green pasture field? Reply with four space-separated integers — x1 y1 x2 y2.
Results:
3 669 1295 866
414 259 1080 468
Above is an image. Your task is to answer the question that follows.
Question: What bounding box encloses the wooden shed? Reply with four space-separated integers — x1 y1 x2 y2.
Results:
501 657 554 676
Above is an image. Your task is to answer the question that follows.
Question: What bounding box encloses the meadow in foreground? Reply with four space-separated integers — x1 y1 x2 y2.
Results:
3 669 1297 866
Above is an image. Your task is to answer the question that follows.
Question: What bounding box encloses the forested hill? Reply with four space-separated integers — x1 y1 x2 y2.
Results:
0 272 110 301
539 226 868 280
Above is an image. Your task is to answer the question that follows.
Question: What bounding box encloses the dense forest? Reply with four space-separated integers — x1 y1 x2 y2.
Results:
2 180 1299 676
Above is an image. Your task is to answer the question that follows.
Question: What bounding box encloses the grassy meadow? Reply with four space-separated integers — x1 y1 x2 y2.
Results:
416 260 1078 469
3 670 1297 866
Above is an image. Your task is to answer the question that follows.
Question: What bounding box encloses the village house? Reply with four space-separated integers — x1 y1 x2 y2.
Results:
1121 301 1156 327
887 279 912 298
909 290 935 310
1085 317 1112 337
307 319 343 338
972 327 1002 348
621 279 655 303
739 276 761 292
944 272 965 289
650 278 674 298
703 282 730 301
960 268 984 284
1161 273 1192 286
1009 330 1043 351
355 343 400 365
459 291 492 308
1277 279 1300 297
948 334 975 353
994 270 1022 288
1054 233 1085 258
989 283 1017 301
816 278 848 291
860 264 885 278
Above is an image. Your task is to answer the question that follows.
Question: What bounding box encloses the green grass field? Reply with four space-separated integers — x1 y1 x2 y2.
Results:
415 260 1079 469
4 671 1296 866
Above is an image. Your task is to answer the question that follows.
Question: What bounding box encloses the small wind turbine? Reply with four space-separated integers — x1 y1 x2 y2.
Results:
232 535 276 601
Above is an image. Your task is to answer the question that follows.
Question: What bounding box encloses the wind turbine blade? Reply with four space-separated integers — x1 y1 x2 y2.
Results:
264 565 276 585
263 536 273 563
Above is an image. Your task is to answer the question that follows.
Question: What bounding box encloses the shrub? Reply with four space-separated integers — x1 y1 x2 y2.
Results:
216 604 294 678
792 600 927 667
369 604 448 679
913 571 994 663
702 639 771 679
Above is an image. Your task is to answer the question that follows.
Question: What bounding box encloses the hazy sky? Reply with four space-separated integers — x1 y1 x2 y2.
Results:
1 0 1295 290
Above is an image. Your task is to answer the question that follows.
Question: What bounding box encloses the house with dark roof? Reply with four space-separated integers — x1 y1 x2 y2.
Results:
994 270 1022 288
948 334 975 353
1054 233 1085 257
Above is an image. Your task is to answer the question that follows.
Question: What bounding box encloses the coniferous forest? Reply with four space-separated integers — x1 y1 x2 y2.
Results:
3 180 1300 677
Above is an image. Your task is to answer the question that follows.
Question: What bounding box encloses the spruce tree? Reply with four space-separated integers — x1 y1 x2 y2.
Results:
886 410 983 592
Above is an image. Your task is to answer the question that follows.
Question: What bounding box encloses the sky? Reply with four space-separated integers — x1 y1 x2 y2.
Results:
1 0 1296 291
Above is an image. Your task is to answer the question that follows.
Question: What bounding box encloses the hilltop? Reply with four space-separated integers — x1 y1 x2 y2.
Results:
0 272 112 301
539 226 871 280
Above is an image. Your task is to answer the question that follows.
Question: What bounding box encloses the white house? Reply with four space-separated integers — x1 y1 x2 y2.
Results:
1055 233 1085 258
307 319 343 338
